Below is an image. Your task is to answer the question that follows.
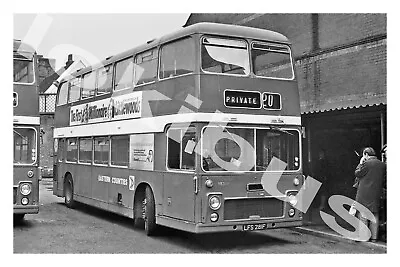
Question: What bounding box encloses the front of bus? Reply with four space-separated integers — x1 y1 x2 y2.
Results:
194 26 303 233
13 40 40 218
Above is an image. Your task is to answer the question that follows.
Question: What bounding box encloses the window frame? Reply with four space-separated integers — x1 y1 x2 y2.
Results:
13 126 38 166
68 77 82 103
110 135 129 168
80 71 97 100
58 138 65 162
200 125 301 173
13 58 36 85
66 138 78 163
114 56 134 92
250 41 295 81
200 35 251 77
57 81 69 106
96 64 114 96
93 136 110 166
78 137 93 165
158 36 196 81
166 126 196 173
134 48 158 87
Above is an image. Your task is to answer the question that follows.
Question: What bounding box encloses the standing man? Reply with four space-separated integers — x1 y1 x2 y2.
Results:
354 147 386 242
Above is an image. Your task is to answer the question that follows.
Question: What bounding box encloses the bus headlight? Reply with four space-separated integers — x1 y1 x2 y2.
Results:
287 194 298 206
27 170 34 178
20 183 32 196
210 213 219 222
209 195 221 210
205 179 214 188
21 197 29 205
293 177 300 186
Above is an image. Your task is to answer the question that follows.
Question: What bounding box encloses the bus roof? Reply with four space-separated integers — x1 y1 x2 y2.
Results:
65 22 290 80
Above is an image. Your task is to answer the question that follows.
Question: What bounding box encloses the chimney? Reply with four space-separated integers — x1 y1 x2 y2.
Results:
65 54 74 68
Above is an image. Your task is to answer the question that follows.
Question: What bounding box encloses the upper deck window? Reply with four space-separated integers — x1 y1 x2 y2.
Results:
81 71 96 99
251 42 294 80
57 82 69 106
68 78 81 103
13 59 34 84
134 49 158 86
97 65 113 95
201 37 250 76
159 37 195 79
115 57 134 91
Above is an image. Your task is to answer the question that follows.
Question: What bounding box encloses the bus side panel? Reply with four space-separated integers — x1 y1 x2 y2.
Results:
163 172 195 222
74 164 92 197
91 165 110 204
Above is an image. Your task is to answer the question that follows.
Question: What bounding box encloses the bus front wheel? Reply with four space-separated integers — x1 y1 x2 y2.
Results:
64 176 75 209
143 186 158 236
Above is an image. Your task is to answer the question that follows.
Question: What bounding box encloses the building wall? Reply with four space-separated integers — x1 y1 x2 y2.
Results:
40 115 54 170
185 13 387 113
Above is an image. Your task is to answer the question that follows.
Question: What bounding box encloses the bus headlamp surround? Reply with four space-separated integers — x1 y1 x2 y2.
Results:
20 183 32 196
27 170 34 178
209 195 221 210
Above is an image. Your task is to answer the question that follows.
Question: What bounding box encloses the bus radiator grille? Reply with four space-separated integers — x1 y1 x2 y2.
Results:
223 198 284 220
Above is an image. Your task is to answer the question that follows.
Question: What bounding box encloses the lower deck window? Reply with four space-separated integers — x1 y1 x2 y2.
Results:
79 138 92 163
94 137 109 165
66 138 78 162
167 127 196 171
111 136 129 166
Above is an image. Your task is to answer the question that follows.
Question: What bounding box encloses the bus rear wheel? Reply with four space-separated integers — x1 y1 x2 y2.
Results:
64 176 75 209
143 186 158 236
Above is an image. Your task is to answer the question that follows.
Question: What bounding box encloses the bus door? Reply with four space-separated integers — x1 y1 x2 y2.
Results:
163 127 196 222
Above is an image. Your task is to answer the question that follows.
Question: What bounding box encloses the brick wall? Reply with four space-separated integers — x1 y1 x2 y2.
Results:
185 13 387 113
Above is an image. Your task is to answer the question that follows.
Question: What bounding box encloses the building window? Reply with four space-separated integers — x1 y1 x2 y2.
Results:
68 78 81 103
134 48 158 86
57 82 69 106
81 71 96 99
66 138 78 162
94 137 109 165
111 136 129 166
159 37 195 79
79 138 92 163
115 57 134 91
167 127 196 171
97 65 113 95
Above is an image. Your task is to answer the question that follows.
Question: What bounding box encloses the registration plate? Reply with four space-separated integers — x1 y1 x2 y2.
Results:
242 223 267 231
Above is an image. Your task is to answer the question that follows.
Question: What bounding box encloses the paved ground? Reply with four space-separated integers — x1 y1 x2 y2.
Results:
13 179 387 254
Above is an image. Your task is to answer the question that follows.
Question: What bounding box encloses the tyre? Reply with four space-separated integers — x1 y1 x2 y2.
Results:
64 176 75 209
14 213 25 222
143 186 158 236
133 191 144 229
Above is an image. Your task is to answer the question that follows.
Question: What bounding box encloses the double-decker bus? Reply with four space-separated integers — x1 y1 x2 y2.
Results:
13 39 40 220
53 23 303 235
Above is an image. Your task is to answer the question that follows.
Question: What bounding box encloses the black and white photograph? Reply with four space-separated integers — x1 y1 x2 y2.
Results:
8 1 396 259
